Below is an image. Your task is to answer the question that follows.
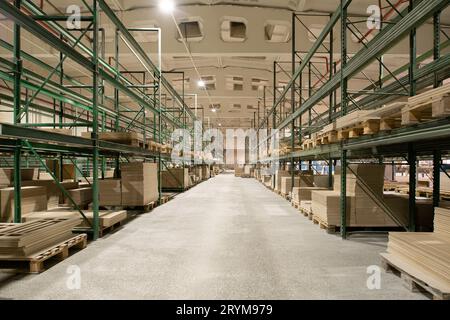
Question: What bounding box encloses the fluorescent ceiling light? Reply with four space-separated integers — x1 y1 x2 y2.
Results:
159 0 175 14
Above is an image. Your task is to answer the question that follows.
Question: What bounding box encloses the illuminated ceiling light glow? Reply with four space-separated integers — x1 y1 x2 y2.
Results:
159 0 175 14
197 80 206 88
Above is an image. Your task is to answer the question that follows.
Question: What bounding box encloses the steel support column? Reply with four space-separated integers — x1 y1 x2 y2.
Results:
91 0 100 240
13 0 21 223
433 149 441 209
433 10 442 88
340 147 347 239
408 143 416 232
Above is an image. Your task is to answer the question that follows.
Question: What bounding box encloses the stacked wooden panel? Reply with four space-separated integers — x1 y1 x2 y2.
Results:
201 165 210 180
234 166 244 177
274 170 291 192
23 209 127 229
99 179 122 206
65 187 93 207
0 218 80 257
0 187 47 222
161 168 189 189
121 162 158 206
311 190 353 226
434 207 450 238
381 207 450 297
22 180 79 209
291 187 328 203
0 168 38 187
45 160 76 180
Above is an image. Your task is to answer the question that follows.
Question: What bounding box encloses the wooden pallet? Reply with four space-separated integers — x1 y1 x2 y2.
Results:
98 221 124 237
299 206 313 220
381 255 450 300
311 215 339 233
0 234 87 273
402 84 450 126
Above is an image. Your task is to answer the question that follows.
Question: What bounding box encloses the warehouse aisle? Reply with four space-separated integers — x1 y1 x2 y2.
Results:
0 174 425 299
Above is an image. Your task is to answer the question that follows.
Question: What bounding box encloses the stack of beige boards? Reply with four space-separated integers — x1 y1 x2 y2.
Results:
0 218 80 257
161 168 189 189
121 163 158 206
65 187 93 206
0 168 38 187
22 180 79 208
292 187 328 203
280 174 315 196
312 164 409 227
23 208 127 229
99 179 122 206
381 207 450 298
0 187 47 222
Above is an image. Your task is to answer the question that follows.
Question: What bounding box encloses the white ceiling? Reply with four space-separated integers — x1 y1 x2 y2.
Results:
1 0 449 128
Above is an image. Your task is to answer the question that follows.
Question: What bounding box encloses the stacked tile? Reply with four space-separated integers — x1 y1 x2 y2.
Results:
0 187 47 222
121 163 158 206
381 208 450 295
0 218 80 257
99 179 122 206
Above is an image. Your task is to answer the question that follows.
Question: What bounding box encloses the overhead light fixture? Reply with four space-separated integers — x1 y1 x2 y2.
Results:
218 123 222 127
197 80 205 88
159 0 175 14
211 108 216 113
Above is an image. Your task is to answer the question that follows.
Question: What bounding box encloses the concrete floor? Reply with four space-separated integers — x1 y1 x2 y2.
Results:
0 174 426 300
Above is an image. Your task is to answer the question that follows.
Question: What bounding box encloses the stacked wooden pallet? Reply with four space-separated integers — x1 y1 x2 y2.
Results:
0 218 81 257
402 83 450 126
381 207 450 299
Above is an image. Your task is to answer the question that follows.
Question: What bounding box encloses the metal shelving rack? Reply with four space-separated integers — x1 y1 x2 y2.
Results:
255 0 450 238
0 0 198 239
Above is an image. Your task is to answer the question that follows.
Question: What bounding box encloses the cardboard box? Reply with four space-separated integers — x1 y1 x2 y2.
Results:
161 168 189 189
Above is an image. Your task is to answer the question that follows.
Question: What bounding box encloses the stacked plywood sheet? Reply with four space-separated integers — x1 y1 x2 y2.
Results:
0 218 80 257
381 207 450 298
121 162 158 206
24 209 127 229
45 161 76 180
280 176 315 195
99 179 122 206
201 165 210 180
292 187 328 203
161 168 189 189
263 176 272 188
65 187 92 207
274 170 291 192
0 187 47 222
81 131 142 147
22 180 79 209
0 168 38 187
314 175 331 188
234 166 244 177
311 190 353 226
194 166 203 181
